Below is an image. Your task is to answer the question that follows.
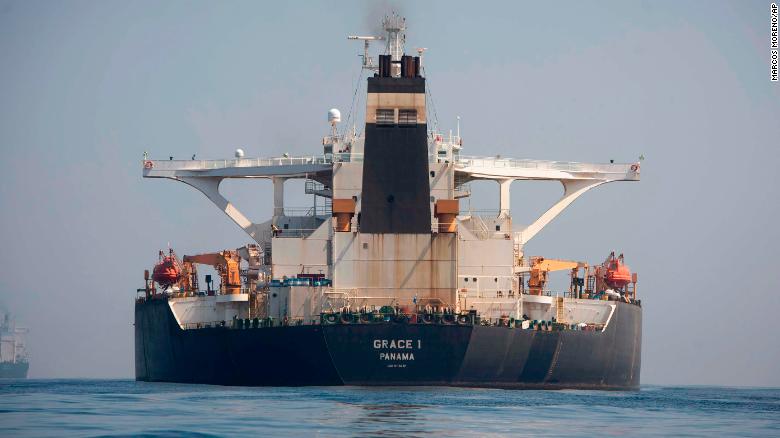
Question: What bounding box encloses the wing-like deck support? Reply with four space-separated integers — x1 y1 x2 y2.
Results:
142 154 640 245
454 156 640 245
516 179 606 245
178 177 266 243
143 157 333 244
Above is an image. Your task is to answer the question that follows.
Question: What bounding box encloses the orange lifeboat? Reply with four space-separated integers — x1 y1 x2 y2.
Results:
605 252 632 289
152 250 181 287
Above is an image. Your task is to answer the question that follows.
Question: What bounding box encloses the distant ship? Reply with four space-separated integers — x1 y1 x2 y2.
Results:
0 312 28 379
135 14 642 389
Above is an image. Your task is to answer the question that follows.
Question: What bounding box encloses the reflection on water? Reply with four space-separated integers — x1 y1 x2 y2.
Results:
351 402 427 437
0 380 778 437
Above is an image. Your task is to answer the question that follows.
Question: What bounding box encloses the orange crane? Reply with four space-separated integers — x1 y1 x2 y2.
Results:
183 250 242 295
527 257 588 296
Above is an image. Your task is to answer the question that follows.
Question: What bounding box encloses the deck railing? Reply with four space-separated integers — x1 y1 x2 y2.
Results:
144 153 363 171
454 156 635 175
145 154 636 175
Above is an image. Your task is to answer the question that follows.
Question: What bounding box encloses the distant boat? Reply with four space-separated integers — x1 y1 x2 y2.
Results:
0 312 28 379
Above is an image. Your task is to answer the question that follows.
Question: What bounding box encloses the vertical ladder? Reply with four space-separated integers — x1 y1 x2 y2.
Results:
324 196 332 214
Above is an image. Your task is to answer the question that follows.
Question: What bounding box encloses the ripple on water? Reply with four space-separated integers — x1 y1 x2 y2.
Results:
0 380 778 437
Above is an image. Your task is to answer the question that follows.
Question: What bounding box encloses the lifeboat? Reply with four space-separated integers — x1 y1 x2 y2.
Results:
605 253 632 289
152 251 181 287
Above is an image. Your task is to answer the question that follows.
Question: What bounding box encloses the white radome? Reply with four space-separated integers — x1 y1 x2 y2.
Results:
235 148 245 158
328 108 341 124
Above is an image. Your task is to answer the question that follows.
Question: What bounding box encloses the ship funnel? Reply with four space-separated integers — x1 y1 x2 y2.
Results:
360 13 429 234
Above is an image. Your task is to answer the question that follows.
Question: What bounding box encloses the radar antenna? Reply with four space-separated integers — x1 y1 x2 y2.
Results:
347 35 384 71
348 12 408 74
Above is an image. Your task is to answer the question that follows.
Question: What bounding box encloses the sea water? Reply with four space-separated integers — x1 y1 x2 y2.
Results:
0 379 777 437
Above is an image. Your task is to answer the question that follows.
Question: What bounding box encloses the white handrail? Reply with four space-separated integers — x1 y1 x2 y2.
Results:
144 154 635 174
454 156 634 174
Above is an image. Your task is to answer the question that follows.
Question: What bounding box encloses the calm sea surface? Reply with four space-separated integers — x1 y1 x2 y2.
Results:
0 379 778 437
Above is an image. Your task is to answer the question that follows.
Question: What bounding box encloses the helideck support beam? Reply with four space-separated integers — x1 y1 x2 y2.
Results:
272 177 286 217
141 156 337 244
454 157 640 245
517 179 606 245
499 179 512 217
179 176 265 244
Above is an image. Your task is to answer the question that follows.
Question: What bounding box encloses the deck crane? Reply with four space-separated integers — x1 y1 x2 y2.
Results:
183 251 242 295
527 257 588 297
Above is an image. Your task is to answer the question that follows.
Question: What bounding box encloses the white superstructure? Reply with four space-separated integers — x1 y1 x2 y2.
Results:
140 15 640 329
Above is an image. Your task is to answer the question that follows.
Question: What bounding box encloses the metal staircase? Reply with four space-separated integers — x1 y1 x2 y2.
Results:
305 179 333 216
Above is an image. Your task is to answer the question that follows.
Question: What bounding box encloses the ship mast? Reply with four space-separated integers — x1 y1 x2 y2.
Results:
347 12 407 75
382 13 406 77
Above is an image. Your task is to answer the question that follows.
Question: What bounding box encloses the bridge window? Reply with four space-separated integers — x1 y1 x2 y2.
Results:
398 109 417 125
376 109 394 125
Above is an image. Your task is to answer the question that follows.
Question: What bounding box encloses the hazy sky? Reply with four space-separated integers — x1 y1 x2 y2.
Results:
1 0 778 386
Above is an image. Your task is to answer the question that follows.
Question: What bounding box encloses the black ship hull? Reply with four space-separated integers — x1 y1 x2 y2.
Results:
135 300 641 390
0 361 29 379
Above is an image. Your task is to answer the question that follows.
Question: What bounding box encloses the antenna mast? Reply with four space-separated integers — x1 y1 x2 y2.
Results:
347 36 384 71
382 12 406 77
348 12 408 75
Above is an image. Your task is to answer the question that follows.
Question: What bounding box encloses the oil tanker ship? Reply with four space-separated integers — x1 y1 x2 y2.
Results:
1 312 29 379
136 15 642 389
